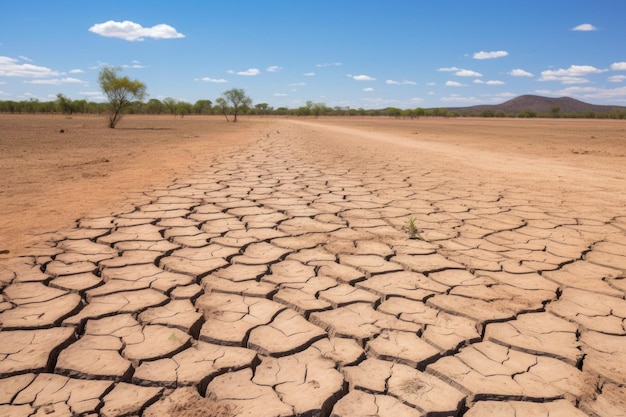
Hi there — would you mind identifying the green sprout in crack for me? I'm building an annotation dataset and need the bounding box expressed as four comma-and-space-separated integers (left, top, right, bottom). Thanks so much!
408, 216, 421, 240
168, 332, 183, 344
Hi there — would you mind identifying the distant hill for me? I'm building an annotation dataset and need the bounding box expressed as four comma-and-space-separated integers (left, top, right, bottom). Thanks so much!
446, 95, 626, 115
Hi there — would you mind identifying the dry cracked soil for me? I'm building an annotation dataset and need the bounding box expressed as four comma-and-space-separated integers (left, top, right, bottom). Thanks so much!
1, 114, 625, 417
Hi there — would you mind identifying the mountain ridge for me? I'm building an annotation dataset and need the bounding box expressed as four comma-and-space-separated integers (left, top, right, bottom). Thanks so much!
444, 94, 626, 114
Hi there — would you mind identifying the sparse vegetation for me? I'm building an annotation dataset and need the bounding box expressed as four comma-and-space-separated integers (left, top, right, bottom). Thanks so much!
407, 216, 420, 240
2, 93, 626, 119
221, 88, 252, 122
98, 66, 147, 128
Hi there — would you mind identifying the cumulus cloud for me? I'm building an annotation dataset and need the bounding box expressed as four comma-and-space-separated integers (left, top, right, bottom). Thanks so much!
439, 67, 482, 77
362, 87, 374, 92
235, 68, 260, 76
316, 62, 342, 67
611, 62, 626, 71
0, 56, 60, 77
572, 23, 597, 31
440, 94, 481, 103
199, 77, 227, 83
386, 79, 416, 85
456, 69, 482, 77
69, 68, 85, 74
18, 55, 33, 62
445, 81, 463, 87
535, 85, 626, 101
267, 66, 282, 72
609, 75, 626, 83
539, 65, 607, 84
473, 50, 509, 59
350, 74, 376, 81
25, 77, 86, 85
123, 61, 147, 69
494, 92, 517, 98
89, 20, 185, 41
509, 68, 534, 77
476, 79, 505, 85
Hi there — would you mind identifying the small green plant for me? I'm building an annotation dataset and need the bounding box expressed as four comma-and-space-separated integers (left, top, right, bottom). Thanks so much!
408, 216, 420, 239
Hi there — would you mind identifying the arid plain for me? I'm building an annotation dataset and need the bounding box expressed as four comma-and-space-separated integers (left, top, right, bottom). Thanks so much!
1, 114, 625, 416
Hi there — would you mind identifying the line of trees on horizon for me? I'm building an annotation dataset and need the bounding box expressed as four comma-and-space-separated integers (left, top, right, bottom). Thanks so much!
2, 96, 626, 120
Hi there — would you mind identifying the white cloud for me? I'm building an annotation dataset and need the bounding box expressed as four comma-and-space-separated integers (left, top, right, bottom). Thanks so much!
509, 68, 534, 77
534, 85, 626, 101
440, 67, 482, 77
274, 93, 288, 96
473, 50, 509, 59
572, 23, 597, 31
445, 81, 463, 87
88, 20, 185, 41
611, 62, 626, 71
362, 87, 374, 92
386, 79, 416, 85
426, 82, 436, 86
440, 94, 481, 103
351, 74, 376, 81
609, 75, 626, 83
25, 77, 86, 85
456, 69, 482, 77
303, 72, 315, 76
19, 55, 33, 62
362, 97, 401, 106
494, 92, 517, 98
539, 65, 607, 84
288, 82, 306, 86
69, 68, 85, 74
199, 77, 228, 83
122, 62, 147, 69
267, 66, 282, 72
480, 80, 505, 85
236, 68, 260, 76
18, 92, 40, 100
0, 56, 60, 77
316, 62, 342, 67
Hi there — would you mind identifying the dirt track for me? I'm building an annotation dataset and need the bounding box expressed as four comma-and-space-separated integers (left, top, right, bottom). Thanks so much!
1, 116, 625, 416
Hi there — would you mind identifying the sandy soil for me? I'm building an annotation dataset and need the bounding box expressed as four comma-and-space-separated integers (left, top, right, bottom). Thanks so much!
0, 114, 262, 256
0, 114, 625, 416
296, 117, 626, 201
2, 114, 624, 255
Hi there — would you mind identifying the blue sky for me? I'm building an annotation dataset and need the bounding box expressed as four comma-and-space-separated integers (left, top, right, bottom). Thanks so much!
1, 0, 625, 109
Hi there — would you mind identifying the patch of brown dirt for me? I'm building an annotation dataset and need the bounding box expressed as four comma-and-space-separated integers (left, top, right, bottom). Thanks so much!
0, 114, 264, 256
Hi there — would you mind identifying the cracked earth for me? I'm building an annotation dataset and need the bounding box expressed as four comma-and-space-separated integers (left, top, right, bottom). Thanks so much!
1, 118, 625, 416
